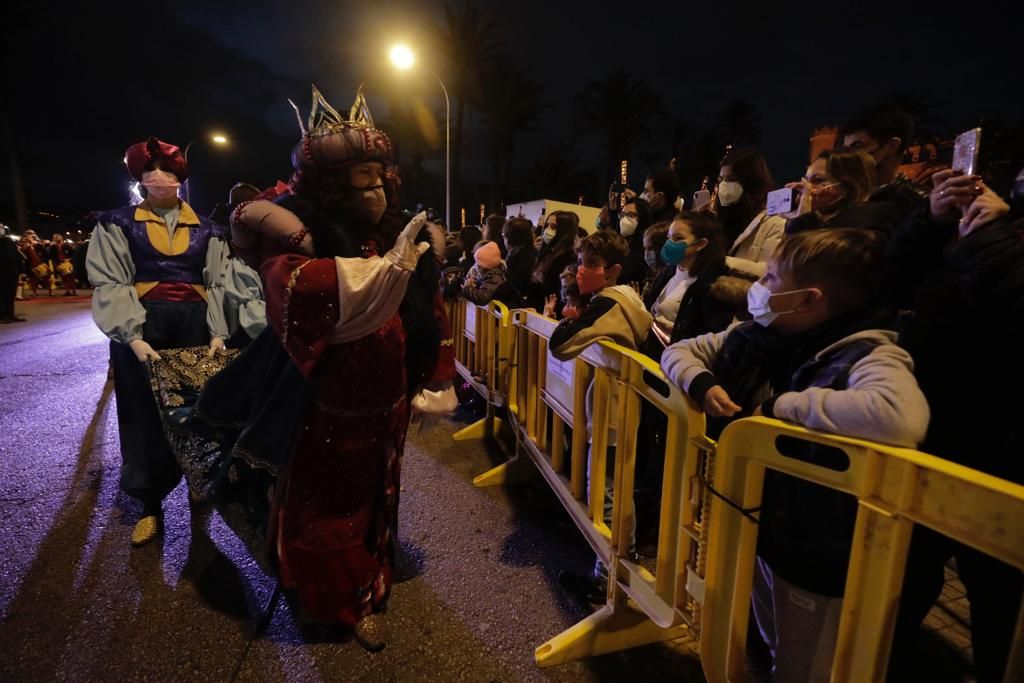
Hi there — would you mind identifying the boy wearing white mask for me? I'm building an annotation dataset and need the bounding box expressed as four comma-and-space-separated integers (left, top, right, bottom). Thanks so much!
86, 137, 262, 546
661, 228, 929, 683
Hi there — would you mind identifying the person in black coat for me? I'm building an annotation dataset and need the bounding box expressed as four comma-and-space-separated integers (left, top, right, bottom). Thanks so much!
616, 197, 652, 288
642, 211, 747, 361
887, 175, 1023, 683
494, 216, 535, 307
0, 226, 26, 322
527, 211, 577, 312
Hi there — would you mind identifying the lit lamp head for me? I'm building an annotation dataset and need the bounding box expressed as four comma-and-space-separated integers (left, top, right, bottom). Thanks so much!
390, 45, 415, 71
211, 134, 228, 145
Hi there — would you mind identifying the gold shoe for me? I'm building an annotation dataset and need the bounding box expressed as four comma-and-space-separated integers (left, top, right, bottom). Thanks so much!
354, 614, 388, 652
130, 515, 162, 546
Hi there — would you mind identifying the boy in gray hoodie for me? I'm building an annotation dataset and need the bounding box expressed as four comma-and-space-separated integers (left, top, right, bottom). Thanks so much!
661, 228, 929, 683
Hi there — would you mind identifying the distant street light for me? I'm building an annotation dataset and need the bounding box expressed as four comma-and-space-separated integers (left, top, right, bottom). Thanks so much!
183, 134, 230, 205
389, 44, 450, 228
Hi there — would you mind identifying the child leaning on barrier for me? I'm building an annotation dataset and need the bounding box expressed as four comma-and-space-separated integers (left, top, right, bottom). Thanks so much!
660, 228, 929, 683
460, 240, 507, 305
548, 231, 654, 604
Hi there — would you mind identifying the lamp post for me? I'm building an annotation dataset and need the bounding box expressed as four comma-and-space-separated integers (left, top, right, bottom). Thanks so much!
182, 134, 229, 205
390, 45, 450, 229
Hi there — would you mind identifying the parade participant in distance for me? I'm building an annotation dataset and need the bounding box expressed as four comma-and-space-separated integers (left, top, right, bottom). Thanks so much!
86, 137, 262, 547
19, 231, 49, 297
49, 233, 77, 296
195, 86, 454, 651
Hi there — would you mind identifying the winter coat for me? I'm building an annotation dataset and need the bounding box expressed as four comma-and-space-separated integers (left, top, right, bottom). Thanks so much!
461, 263, 508, 306
642, 263, 747, 359
662, 318, 929, 595
725, 210, 786, 280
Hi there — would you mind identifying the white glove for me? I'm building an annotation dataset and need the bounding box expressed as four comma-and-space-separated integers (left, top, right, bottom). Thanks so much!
385, 211, 432, 271
411, 384, 458, 415
207, 336, 226, 357
128, 339, 161, 362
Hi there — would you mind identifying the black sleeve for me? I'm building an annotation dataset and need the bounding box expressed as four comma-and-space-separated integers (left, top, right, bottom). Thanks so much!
880, 208, 956, 309
548, 296, 617, 351
948, 218, 1024, 314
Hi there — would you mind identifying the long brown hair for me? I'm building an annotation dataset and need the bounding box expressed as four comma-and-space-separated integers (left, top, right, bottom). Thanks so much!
531, 210, 577, 284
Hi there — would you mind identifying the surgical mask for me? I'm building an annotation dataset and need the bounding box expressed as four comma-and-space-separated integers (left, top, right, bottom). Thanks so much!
639, 192, 651, 203
660, 239, 689, 266
141, 170, 181, 201
644, 249, 658, 270
542, 226, 557, 244
718, 181, 743, 206
747, 281, 807, 327
576, 264, 606, 295
807, 182, 846, 212
619, 216, 638, 237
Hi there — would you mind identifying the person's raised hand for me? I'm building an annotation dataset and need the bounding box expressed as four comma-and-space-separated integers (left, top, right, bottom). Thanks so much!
960, 183, 1010, 237
703, 385, 742, 417
930, 169, 982, 223
543, 294, 558, 318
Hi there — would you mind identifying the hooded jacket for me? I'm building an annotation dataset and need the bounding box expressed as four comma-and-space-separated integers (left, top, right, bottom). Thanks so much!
549, 284, 653, 360
662, 319, 930, 595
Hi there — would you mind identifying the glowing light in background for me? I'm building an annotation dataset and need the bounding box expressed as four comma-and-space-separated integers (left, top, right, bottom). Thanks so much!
389, 45, 415, 70
211, 134, 228, 145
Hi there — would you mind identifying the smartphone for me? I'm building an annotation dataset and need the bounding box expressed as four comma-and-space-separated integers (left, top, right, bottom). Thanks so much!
692, 189, 711, 211
766, 187, 799, 216
952, 127, 982, 176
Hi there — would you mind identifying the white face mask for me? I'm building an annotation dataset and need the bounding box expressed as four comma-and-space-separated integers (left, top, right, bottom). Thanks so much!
718, 180, 743, 206
639, 191, 651, 203
644, 249, 658, 269
141, 170, 181, 201
542, 226, 557, 244
619, 216, 638, 237
747, 281, 807, 327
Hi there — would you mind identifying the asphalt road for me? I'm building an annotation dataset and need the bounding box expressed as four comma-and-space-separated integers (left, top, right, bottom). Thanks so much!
0, 295, 705, 683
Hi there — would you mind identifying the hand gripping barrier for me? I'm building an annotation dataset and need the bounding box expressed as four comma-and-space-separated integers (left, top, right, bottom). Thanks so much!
446, 297, 515, 441
473, 310, 716, 666
701, 417, 1024, 683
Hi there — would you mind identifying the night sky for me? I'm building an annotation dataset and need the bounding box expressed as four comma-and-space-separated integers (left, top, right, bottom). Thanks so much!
2, 0, 1021, 228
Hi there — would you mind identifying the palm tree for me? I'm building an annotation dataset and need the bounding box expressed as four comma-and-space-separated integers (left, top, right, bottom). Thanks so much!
432, 1, 505, 208
882, 91, 947, 146
573, 69, 666, 188
714, 99, 760, 147
478, 57, 545, 207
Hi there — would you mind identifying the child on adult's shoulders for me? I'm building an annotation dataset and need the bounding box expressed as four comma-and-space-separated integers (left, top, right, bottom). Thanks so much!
460, 240, 507, 306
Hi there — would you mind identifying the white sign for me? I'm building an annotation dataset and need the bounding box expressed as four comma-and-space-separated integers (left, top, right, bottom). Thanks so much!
546, 351, 575, 416
465, 304, 478, 342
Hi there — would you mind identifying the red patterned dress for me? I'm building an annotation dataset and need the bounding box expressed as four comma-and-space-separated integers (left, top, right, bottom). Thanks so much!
259, 246, 452, 624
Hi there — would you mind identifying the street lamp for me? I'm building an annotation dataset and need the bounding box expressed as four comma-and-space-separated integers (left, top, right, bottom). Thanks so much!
183, 133, 229, 205
389, 44, 450, 229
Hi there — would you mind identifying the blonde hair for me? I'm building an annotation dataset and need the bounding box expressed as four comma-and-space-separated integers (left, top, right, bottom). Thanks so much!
773, 228, 886, 311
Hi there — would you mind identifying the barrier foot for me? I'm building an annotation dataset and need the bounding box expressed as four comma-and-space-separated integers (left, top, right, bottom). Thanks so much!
453, 415, 504, 442
472, 455, 536, 487
534, 602, 689, 668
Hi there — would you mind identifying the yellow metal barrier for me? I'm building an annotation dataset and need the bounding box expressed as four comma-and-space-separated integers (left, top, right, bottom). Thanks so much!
702, 417, 1024, 683
447, 297, 515, 441
474, 310, 716, 666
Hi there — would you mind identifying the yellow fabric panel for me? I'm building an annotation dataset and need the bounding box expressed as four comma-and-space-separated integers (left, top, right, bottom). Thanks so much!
144, 223, 190, 256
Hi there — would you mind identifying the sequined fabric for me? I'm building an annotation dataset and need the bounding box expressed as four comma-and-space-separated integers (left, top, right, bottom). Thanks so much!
149, 347, 239, 500
275, 308, 409, 626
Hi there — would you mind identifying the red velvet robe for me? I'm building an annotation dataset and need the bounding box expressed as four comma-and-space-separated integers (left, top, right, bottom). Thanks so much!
260, 250, 453, 625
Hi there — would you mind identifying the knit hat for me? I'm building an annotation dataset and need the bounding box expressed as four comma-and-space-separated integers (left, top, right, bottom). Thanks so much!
474, 240, 502, 269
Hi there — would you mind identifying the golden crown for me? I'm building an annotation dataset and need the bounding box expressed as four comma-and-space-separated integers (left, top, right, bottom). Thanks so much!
288, 84, 376, 139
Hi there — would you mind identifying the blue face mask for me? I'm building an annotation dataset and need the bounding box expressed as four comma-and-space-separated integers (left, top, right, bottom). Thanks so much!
660, 239, 689, 266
